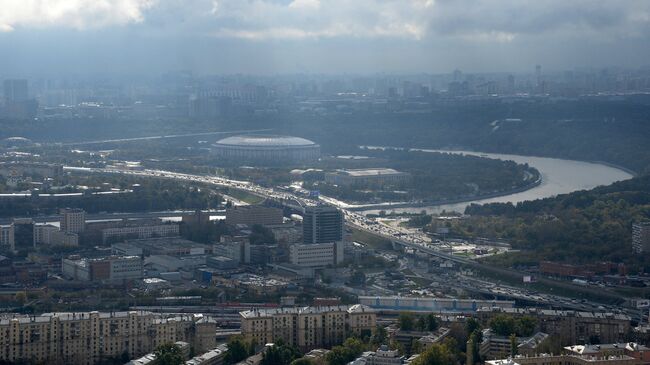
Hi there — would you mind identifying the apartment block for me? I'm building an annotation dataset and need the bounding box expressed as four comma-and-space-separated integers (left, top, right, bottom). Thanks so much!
60, 208, 86, 234
0, 311, 216, 365
476, 307, 631, 344
240, 305, 376, 351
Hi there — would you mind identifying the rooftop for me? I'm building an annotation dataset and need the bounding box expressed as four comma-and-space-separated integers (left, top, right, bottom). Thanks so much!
240, 304, 374, 319
215, 135, 317, 147
333, 168, 407, 177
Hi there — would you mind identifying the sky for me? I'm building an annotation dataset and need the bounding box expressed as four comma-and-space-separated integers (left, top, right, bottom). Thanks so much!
1, 0, 650, 75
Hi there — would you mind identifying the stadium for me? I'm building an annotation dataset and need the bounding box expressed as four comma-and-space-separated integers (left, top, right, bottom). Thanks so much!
211, 135, 320, 165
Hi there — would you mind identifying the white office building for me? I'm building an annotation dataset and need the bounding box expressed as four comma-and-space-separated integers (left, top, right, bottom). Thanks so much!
290, 242, 344, 267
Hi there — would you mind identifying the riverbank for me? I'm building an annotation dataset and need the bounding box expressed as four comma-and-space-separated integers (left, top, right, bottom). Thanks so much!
358, 148, 635, 215
344, 173, 542, 212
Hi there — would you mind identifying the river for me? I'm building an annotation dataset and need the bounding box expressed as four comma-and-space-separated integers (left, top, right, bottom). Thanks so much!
361, 149, 635, 215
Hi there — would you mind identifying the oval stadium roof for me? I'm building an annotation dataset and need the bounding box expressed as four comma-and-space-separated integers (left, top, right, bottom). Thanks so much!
215, 135, 317, 148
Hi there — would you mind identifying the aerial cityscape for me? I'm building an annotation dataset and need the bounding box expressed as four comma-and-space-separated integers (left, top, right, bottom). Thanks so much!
1, 1, 650, 365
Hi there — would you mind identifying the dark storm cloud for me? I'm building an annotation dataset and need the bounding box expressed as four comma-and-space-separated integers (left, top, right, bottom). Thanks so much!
0, 0, 649, 74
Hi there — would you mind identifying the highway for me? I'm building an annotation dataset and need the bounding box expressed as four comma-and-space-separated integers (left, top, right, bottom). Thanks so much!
64, 165, 646, 322
0, 210, 226, 225
57, 129, 274, 146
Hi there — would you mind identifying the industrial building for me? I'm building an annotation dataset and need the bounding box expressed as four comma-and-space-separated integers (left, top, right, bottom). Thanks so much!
211, 135, 320, 165
101, 222, 180, 243
62, 255, 143, 282
325, 168, 411, 187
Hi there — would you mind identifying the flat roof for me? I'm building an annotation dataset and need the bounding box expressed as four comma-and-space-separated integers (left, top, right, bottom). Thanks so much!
240, 304, 374, 319
334, 168, 408, 177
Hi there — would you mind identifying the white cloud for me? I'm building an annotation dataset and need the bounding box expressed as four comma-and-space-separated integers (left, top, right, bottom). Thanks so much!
201, 0, 650, 42
0, 0, 156, 31
207, 0, 434, 40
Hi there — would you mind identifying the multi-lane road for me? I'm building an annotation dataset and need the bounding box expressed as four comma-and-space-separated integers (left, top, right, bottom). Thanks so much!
64, 166, 646, 322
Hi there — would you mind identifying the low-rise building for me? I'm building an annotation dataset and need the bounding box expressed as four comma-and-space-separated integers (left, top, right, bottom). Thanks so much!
225, 205, 284, 227
565, 343, 650, 364
476, 307, 632, 344
214, 236, 251, 264
350, 345, 404, 365
240, 304, 376, 351
126, 341, 191, 365
62, 255, 143, 282
289, 242, 344, 267
325, 168, 411, 187
34, 224, 79, 247
122, 237, 212, 256
102, 223, 180, 244
479, 329, 548, 360
486, 354, 640, 365
185, 344, 228, 365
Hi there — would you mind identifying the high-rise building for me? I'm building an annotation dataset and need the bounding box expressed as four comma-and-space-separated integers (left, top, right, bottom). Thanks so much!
3, 79, 28, 102
60, 208, 86, 233
302, 205, 344, 244
633, 222, 650, 253
0, 224, 14, 251
12, 218, 34, 251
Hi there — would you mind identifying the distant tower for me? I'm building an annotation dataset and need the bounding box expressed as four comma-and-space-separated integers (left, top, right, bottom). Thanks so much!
3, 79, 29, 103
453, 69, 463, 82
507, 74, 515, 93
535, 65, 542, 87
633, 222, 650, 253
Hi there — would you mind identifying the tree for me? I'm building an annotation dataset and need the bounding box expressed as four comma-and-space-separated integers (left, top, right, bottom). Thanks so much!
411, 339, 423, 355
510, 334, 518, 357
465, 318, 481, 337
416, 316, 427, 332
516, 316, 537, 337
261, 342, 301, 365
225, 336, 251, 364
425, 314, 439, 331
371, 325, 387, 345
154, 343, 184, 365
489, 314, 516, 337
325, 338, 366, 365
410, 344, 455, 365
398, 312, 415, 331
